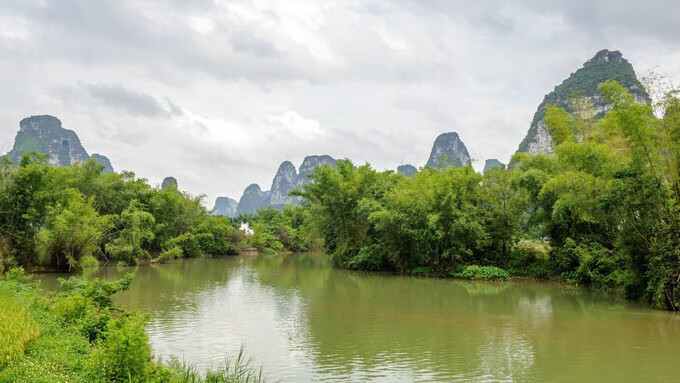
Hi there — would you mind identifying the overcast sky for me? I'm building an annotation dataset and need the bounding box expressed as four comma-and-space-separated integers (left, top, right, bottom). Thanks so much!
1, 0, 679, 205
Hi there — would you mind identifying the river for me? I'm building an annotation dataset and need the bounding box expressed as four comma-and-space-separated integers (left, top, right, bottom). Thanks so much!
37, 253, 680, 382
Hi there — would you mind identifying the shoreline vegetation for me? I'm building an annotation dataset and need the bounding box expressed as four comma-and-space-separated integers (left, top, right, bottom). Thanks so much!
0, 268, 267, 383
292, 81, 680, 312
1, 79, 679, 379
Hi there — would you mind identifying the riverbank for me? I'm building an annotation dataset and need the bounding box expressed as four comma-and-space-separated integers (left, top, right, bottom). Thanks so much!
0, 268, 266, 383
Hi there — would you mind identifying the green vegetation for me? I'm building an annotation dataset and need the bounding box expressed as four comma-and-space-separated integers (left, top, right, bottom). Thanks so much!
455, 265, 510, 281
244, 206, 319, 255
0, 289, 40, 366
299, 80, 680, 310
0, 268, 266, 382
0, 154, 246, 272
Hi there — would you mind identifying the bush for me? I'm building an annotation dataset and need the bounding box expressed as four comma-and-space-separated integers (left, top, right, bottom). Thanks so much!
78, 306, 111, 343
165, 233, 201, 257
346, 244, 389, 271
248, 222, 283, 255
50, 294, 88, 324
86, 313, 151, 382
507, 243, 550, 278
80, 255, 99, 269
409, 266, 430, 277
455, 265, 510, 280
156, 246, 183, 264
193, 216, 244, 255
58, 273, 133, 308
552, 240, 624, 289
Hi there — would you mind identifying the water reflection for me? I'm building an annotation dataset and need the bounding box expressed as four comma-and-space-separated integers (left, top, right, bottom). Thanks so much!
38, 253, 680, 383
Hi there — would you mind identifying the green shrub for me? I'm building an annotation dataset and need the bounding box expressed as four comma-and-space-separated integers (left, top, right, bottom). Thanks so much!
409, 266, 430, 277
157, 246, 183, 264
248, 222, 283, 255
552, 240, 624, 289
80, 255, 99, 269
346, 244, 388, 271
50, 294, 88, 324
507, 244, 550, 278
58, 273, 133, 308
86, 313, 151, 382
192, 216, 244, 255
455, 265, 510, 280
78, 306, 112, 343
165, 233, 201, 257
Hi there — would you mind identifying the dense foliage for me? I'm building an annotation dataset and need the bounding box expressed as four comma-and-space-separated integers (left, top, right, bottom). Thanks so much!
300, 159, 526, 275
243, 206, 319, 255
300, 81, 680, 310
0, 156, 245, 272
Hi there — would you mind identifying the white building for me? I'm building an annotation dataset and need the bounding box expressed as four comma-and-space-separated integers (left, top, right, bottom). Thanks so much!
239, 221, 253, 235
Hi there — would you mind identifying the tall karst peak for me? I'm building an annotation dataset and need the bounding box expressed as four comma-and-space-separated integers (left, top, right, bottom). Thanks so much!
587, 49, 624, 64
236, 183, 270, 216
161, 176, 178, 190
483, 159, 504, 174
298, 155, 336, 179
244, 183, 263, 194
268, 161, 299, 208
517, 49, 650, 155
425, 132, 470, 169
9, 115, 90, 166
237, 155, 337, 214
90, 153, 114, 173
6, 115, 115, 172
397, 164, 418, 177
211, 196, 238, 218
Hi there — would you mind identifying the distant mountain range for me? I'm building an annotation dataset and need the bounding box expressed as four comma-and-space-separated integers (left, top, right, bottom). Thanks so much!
220, 132, 474, 216
3, 49, 649, 217
228, 155, 338, 216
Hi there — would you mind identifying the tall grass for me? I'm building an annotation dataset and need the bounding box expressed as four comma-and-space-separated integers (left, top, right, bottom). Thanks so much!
0, 292, 41, 365
155, 345, 267, 383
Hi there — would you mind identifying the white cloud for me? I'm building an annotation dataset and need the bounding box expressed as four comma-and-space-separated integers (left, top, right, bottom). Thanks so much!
0, 14, 30, 41
266, 111, 323, 141
188, 16, 216, 34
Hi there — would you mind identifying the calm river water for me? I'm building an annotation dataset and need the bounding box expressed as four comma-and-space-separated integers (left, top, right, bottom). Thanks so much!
38, 253, 679, 382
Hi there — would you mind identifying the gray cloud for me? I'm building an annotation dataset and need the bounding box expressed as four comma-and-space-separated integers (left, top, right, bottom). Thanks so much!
82, 84, 168, 117
1, 0, 679, 203
230, 31, 279, 57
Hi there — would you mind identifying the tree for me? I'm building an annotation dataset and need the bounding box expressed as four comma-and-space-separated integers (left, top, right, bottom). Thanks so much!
105, 200, 155, 265
36, 189, 110, 271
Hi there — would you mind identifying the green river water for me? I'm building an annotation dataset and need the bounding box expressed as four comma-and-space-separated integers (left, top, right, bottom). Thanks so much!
38, 253, 679, 382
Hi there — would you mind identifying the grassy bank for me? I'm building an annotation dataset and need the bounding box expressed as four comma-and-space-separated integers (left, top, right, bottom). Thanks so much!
0, 268, 266, 383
